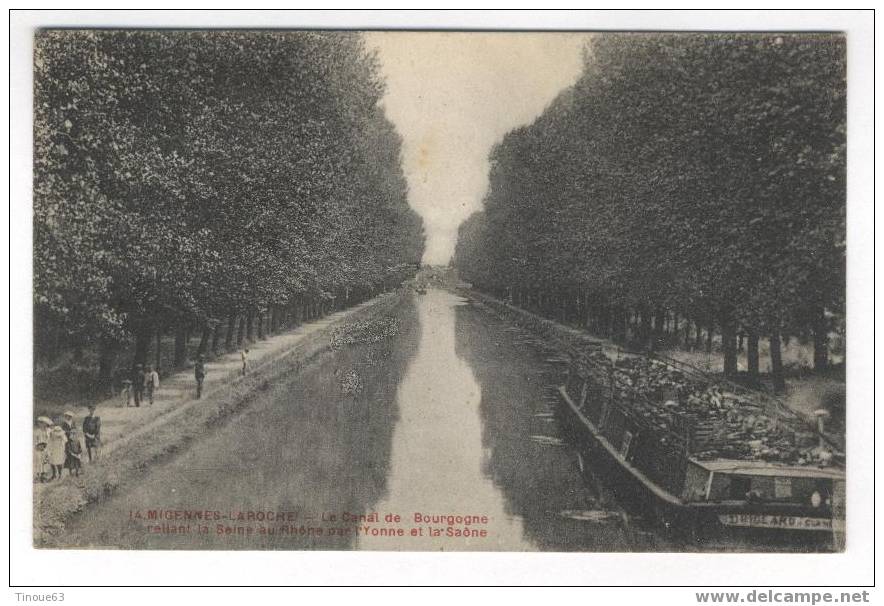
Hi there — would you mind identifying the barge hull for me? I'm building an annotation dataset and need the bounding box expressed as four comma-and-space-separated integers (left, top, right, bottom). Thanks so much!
556, 386, 841, 549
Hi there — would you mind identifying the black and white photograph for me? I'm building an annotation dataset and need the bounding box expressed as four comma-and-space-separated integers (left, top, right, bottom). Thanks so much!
9, 8, 876, 589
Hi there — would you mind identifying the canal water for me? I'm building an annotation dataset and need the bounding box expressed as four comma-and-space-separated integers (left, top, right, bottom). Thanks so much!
62, 289, 674, 551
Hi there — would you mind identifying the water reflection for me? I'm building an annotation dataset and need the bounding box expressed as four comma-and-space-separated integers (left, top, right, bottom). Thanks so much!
454, 298, 658, 552
360, 289, 533, 551
60, 297, 420, 550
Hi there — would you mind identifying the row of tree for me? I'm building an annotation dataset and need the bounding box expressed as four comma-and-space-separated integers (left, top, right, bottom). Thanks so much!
34, 30, 424, 383
454, 33, 845, 391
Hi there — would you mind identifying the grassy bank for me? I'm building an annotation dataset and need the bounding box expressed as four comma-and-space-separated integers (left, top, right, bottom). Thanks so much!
34, 292, 405, 547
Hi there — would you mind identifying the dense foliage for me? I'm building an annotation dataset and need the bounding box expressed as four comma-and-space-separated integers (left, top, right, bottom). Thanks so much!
454, 33, 845, 390
34, 30, 424, 381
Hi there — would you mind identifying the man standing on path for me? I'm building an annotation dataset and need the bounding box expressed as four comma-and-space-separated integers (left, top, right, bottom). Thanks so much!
194, 355, 206, 399
241, 348, 250, 376
131, 364, 145, 407
145, 364, 160, 405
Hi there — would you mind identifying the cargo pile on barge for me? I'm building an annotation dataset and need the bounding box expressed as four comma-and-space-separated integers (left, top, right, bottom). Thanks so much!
585, 352, 839, 466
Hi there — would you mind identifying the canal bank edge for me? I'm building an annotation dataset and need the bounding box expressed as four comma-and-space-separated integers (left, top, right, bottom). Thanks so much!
34, 291, 406, 547
457, 287, 608, 355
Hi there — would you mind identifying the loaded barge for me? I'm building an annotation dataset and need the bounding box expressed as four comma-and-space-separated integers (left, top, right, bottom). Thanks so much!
554, 350, 845, 547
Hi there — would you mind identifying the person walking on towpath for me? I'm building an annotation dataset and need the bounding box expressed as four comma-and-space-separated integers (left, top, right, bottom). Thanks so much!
82, 404, 101, 462
194, 355, 206, 399
131, 364, 146, 407
241, 348, 250, 376
145, 364, 160, 405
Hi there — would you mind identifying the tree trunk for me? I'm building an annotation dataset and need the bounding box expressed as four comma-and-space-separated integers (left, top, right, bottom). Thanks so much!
155, 327, 162, 371
98, 336, 118, 389
770, 328, 786, 393
812, 307, 829, 372
236, 315, 246, 345
747, 330, 760, 380
133, 325, 151, 368
211, 323, 222, 353
721, 313, 738, 378
572, 291, 580, 325
197, 326, 211, 356
173, 326, 187, 367
257, 312, 265, 339
653, 307, 665, 351
705, 321, 713, 353
583, 294, 591, 328
606, 306, 615, 338
641, 310, 653, 350
246, 312, 255, 341
225, 314, 236, 350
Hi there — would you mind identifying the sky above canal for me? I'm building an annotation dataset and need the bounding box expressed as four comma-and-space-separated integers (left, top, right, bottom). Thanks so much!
367, 32, 589, 265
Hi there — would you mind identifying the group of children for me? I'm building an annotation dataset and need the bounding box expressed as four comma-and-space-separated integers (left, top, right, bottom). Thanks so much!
34, 405, 101, 482
35, 349, 253, 482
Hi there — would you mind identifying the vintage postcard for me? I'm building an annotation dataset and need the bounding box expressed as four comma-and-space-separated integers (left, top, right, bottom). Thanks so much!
30, 26, 850, 557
